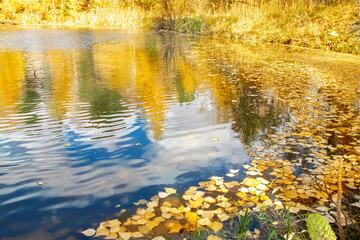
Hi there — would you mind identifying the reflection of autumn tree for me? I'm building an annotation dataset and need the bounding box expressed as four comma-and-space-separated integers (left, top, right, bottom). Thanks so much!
0, 51, 24, 130
231, 85, 284, 146
47, 50, 77, 119
187, 45, 286, 146
93, 43, 137, 98
93, 33, 199, 140
134, 48, 169, 141
174, 60, 196, 105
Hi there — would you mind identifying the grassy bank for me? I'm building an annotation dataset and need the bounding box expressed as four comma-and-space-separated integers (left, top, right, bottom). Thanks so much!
0, 0, 359, 53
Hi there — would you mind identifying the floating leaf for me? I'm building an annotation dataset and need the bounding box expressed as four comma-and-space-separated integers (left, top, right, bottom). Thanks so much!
226, 173, 235, 177
256, 184, 267, 191
210, 222, 223, 233
168, 222, 184, 233
289, 206, 301, 213
108, 219, 121, 228
165, 188, 177, 194
246, 171, 261, 176
132, 232, 144, 238
198, 217, 212, 226
229, 169, 239, 174
204, 196, 216, 203
152, 237, 166, 240
284, 190, 298, 199
95, 227, 110, 237
185, 212, 199, 222
119, 232, 132, 240
162, 212, 172, 219
137, 219, 147, 225
224, 181, 240, 188
218, 213, 230, 222
138, 225, 150, 234
134, 199, 148, 205
243, 165, 251, 169
316, 206, 329, 212
243, 178, 261, 187
81, 229, 96, 237
110, 226, 120, 233
146, 221, 159, 230
207, 234, 224, 240
147, 201, 158, 209
104, 232, 118, 239
158, 192, 170, 198
206, 184, 217, 191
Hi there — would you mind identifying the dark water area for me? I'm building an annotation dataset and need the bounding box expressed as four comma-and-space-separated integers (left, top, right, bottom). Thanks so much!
1, 26, 359, 240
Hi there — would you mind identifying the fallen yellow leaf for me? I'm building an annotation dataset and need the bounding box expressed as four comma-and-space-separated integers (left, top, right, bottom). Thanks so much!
104, 232, 118, 239
131, 232, 144, 238
146, 220, 159, 230
198, 217, 212, 226
119, 232, 132, 240
243, 178, 262, 187
158, 192, 170, 198
168, 222, 184, 233
209, 222, 223, 233
81, 229, 96, 237
95, 227, 110, 237
204, 196, 216, 203
207, 234, 224, 240
165, 188, 177, 194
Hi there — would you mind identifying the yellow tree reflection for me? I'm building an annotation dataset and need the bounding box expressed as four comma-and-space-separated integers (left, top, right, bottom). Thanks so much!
0, 51, 24, 130
47, 50, 78, 120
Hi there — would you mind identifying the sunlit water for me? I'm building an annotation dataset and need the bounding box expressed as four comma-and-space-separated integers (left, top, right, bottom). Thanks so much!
0, 27, 359, 240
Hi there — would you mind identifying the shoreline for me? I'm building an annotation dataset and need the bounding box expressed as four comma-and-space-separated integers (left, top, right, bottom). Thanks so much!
1, 1, 359, 54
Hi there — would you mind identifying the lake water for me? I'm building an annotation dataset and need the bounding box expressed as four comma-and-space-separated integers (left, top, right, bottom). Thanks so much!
0, 27, 360, 240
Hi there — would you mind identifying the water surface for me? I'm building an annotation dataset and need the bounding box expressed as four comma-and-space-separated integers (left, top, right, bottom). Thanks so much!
0, 27, 359, 240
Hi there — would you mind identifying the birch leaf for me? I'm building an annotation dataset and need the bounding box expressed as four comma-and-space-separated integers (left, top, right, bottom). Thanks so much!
81, 229, 96, 237
210, 222, 223, 233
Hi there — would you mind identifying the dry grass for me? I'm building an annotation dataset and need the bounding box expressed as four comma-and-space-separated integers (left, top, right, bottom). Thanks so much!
196, 0, 360, 53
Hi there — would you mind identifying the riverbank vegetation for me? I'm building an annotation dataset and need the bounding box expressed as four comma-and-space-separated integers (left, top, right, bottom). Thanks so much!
0, 0, 359, 53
